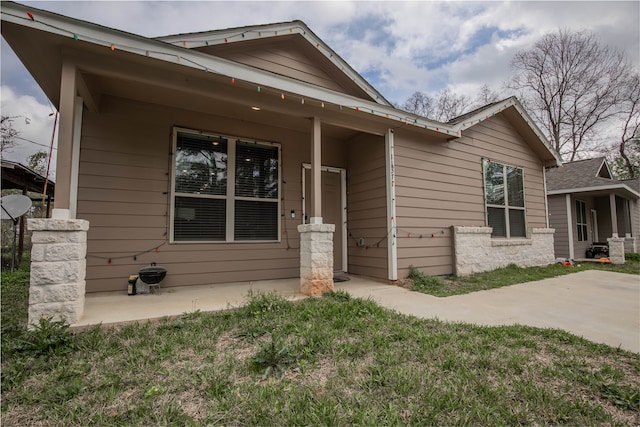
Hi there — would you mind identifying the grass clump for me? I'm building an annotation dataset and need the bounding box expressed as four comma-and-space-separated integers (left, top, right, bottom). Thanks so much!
2, 269, 639, 426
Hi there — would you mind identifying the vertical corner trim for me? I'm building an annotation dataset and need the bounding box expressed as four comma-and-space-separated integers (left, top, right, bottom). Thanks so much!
385, 129, 398, 281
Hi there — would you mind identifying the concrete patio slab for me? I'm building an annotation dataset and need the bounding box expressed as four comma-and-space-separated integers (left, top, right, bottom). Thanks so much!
75, 271, 639, 353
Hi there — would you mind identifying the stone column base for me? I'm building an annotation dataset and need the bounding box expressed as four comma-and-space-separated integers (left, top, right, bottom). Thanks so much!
298, 223, 335, 296
607, 237, 625, 264
27, 218, 89, 326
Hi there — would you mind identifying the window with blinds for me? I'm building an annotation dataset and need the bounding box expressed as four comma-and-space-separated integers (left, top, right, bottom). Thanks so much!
171, 129, 280, 242
483, 159, 526, 238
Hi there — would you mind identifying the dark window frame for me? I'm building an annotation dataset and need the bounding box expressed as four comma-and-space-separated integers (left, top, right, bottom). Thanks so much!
483, 159, 527, 238
170, 127, 281, 243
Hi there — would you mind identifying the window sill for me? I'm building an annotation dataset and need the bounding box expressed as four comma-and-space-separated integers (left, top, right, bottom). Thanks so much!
491, 238, 532, 247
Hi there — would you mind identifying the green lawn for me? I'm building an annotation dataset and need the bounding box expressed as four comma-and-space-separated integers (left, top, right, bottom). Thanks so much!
2, 268, 639, 426
407, 257, 640, 297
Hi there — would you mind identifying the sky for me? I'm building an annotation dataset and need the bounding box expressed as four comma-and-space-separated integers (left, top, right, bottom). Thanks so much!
1, 0, 639, 178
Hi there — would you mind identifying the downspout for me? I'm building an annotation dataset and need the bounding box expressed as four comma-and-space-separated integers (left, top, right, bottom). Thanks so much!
385, 129, 398, 281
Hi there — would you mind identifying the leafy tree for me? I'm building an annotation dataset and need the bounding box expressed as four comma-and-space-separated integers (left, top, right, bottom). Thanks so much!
27, 151, 48, 176
1, 116, 19, 154
509, 29, 632, 161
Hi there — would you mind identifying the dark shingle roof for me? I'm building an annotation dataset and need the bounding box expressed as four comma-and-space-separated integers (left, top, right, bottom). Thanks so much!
546, 157, 639, 198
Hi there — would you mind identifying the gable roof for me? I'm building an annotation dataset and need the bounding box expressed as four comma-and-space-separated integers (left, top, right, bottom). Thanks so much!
546, 157, 640, 198
155, 21, 392, 106
1, 1, 560, 166
448, 97, 562, 166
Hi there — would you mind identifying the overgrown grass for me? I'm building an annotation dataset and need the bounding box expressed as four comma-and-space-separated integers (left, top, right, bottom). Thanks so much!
408, 257, 640, 297
2, 271, 639, 426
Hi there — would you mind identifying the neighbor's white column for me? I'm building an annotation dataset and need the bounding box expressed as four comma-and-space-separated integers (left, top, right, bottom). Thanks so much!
607, 236, 625, 265
298, 223, 334, 296
27, 218, 89, 326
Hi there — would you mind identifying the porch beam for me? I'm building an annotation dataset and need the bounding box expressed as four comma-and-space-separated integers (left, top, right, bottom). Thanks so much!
310, 117, 322, 223
76, 72, 99, 113
610, 193, 618, 237
52, 60, 78, 218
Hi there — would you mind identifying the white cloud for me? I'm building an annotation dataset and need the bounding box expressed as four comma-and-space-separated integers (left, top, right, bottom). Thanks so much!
1, 86, 58, 178
2, 0, 638, 163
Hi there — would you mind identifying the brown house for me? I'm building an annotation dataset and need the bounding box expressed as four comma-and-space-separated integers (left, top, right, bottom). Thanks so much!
2, 2, 562, 324
546, 157, 640, 259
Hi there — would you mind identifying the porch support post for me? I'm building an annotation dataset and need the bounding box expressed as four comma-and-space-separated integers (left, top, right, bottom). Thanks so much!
52, 60, 78, 220
609, 193, 618, 237
565, 194, 575, 259
310, 117, 322, 224
298, 117, 334, 296
27, 218, 89, 326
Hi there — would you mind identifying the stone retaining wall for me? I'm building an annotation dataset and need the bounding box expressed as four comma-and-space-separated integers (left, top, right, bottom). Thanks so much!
453, 226, 555, 276
27, 218, 89, 326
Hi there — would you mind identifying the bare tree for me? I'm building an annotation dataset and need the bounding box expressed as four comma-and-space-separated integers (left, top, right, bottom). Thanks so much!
609, 72, 640, 179
474, 84, 501, 107
509, 29, 631, 161
401, 89, 471, 122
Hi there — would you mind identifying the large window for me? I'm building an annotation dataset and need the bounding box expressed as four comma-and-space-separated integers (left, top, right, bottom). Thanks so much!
483, 159, 526, 238
171, 128, 280, 242
575, 200, 588, 242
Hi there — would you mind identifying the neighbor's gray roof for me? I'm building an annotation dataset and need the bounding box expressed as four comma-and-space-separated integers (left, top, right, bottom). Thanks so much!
546, 157, 640, 198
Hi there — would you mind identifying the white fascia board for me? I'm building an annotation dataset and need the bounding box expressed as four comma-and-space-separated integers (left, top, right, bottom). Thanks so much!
1, 3, 457, 138
157, 21, 393, 108
452, 97, 562, 167
548, 184, 640, 199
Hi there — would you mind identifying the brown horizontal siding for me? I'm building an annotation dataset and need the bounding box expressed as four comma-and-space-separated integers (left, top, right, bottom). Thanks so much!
394, 114, 547, 279
88, 268, 300, 292
78, 96, 321, 293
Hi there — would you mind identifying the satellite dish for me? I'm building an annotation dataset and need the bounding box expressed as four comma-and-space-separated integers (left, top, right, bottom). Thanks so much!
1, 194, 32, 273
1, 194, 32, 220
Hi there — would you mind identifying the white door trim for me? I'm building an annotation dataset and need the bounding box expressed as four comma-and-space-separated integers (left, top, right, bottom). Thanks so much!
302, 164, 348, 272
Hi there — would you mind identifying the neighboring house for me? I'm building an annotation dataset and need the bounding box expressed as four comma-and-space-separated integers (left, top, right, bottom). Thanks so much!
546, 157, 640, 259
2, 2, 561, 324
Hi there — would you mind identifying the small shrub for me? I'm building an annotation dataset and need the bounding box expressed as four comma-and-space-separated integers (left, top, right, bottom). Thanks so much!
19, 317, 75, 357
250, 333, 297, 379
624, 252, 640, 262
242, 291, 292, 317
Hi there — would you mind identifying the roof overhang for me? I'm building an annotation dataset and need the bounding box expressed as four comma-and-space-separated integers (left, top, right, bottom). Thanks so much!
1, 1, 458, 139
548, 183, 640, 199
156, 20, 392, 107
1, 160, 55, 196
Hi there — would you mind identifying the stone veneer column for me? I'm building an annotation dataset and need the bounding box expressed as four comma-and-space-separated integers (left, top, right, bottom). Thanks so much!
27, 218, 89, 326
607, 236, 625, 265
298, 223, 335, 296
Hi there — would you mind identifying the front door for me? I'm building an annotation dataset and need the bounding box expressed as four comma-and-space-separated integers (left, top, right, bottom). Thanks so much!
303, 167, 345, 272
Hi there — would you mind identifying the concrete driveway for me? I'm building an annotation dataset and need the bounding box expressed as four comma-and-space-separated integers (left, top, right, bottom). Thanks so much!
340, 270, 640, 353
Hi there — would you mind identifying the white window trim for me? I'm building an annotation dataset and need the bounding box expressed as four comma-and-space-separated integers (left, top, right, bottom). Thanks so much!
482, 159, 527, 239
169, 127, 281, 244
